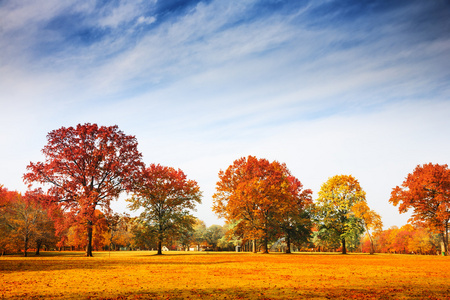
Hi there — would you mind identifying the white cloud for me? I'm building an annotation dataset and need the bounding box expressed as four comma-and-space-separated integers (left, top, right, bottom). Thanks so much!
137, 16, 156, 25
0, 0, 449, 229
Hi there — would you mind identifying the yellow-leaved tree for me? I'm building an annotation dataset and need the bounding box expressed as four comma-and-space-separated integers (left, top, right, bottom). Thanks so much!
352, 201, 383, 254
315, 175, 366, 254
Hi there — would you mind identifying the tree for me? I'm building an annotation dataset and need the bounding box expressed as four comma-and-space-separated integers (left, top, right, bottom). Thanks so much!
24, 123, 143, 257
204, 225, 225, 251
105, 213, 133, 251
390, 163, 450, 256
0, 188, 56, 256
278, 176, 313, 253
315, 175, 366, 254
192, 219, 207, 251
127, 164, 202, 255
352, 201, 383, 254
213, 155, 311, 253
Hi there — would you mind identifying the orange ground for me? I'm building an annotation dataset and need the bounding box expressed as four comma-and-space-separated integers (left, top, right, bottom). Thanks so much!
0, 251, 449, 299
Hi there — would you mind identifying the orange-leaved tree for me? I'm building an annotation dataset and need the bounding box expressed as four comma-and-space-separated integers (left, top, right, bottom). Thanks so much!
351, 201, 382, 254
315, 175, 366, 254
24, 123, 143, 257
0, 187, 56, 256
127, 164, 202, 255
213, 155, 311, 253
389, 163, 450, 255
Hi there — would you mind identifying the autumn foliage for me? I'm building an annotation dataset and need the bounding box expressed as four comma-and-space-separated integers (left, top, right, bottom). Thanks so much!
213, 156, 312, 253
390, 163, 450, 255
0, 187, 56, 256
23, 123, 143, 256
127, 164, 202, 255
315, 175, 367, 254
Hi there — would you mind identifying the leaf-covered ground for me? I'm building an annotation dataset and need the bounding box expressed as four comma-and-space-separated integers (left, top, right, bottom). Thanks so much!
0, 251, 449, 299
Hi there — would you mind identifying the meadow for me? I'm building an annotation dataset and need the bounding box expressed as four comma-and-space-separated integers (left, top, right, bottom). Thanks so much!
0, 251, 449, 299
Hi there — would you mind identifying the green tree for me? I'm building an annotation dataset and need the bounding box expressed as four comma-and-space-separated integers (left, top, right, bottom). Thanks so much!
204, 225, 225, 250
315, 175, 366, 254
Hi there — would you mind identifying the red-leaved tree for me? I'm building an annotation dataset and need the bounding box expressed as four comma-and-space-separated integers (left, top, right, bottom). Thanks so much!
127, 164, 202, 255
390, 163, 450, 255
24, 123, 143, 257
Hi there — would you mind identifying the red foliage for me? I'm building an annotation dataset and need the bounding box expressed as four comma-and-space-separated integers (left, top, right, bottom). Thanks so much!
23, 123, 143, 256
390, 163, 450, 255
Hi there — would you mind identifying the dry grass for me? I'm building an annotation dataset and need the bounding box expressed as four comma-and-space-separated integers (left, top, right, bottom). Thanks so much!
0, 251, 449, 299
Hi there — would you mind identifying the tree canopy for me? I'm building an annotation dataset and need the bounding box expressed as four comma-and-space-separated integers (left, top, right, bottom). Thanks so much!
24, 123, 143, 256
213, 155, 312, 253
127, 163, 202, 255
315, 175, 366, 254
390, 163, 450, 255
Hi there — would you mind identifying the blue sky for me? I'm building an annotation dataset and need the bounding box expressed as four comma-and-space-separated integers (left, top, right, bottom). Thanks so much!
1, 0, 449, 228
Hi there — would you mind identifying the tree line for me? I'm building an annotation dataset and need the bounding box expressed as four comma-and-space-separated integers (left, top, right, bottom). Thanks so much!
1, 123, 448, 256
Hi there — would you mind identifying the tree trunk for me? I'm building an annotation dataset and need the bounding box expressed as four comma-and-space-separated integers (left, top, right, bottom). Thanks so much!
24, 235, 28, 257
285, 235, 291, 254
35, 241, 42, 255
262, 235, 269, 254
368, 234, 375, 255
252, 239, 257, 253
86, 221, 93, 257
157, 239, 162, 255
445, 222, 449, 256
341, 238, 347, 254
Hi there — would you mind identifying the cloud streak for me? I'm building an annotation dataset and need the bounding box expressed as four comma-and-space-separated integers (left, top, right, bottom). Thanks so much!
0, 0, 449, 228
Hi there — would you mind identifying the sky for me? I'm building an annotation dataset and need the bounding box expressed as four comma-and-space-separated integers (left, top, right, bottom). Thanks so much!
1, 0, 449, 229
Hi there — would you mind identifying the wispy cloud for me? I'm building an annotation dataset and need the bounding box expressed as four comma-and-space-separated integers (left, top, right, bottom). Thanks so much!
0, 0, 449, 227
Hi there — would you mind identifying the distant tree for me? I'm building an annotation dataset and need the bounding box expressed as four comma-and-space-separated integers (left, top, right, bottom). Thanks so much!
24, 123, 143, 257
204, 225, 225, 250
278, 176, 313, 253
390, 163, 450, 255
0, 189, 56, 256
105, 213, 133, 251
127, 164, 202, 255
315, 175, 366, 254
213, 156, 310, 253
352, 202, 383, 254
192, 219, 207, 251
130, 218, 157, 250
217, 223, 240, 251
0, 186, 20, 255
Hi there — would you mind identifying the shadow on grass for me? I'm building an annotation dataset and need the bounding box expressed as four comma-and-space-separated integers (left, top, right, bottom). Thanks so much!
6, 284, 447, 300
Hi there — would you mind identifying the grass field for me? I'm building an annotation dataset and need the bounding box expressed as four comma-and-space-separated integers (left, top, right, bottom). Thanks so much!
0, 251, 449, 299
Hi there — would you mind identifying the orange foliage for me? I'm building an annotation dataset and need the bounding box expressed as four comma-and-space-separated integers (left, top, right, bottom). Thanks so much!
213, 156, 311, 253
390, 163, 450, 255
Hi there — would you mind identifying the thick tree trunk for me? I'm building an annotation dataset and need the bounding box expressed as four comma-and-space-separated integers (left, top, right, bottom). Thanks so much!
341, 238, 347, 254
285, 235, 291, 254
262, 235, 269, 254
86, 221, 93, 257
35, 241, 42, 255
252, 239, 257, 253
157, 239, 162, 255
